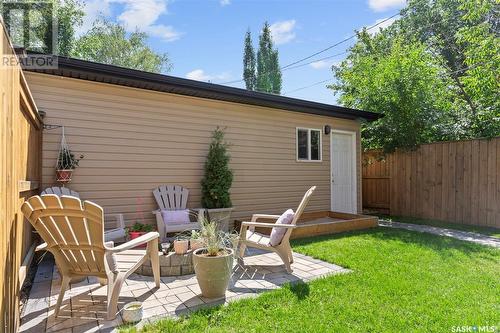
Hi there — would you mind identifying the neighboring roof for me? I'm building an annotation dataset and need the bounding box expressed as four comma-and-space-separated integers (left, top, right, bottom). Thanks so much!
24, 52, 380, 121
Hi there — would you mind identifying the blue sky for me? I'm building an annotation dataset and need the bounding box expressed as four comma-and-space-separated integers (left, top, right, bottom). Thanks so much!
79, 0, 405, 104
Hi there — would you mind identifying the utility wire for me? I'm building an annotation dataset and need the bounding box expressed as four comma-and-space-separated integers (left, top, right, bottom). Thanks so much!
282, 13, 401, 70
283, 79, 332, 95
220, 12, 401, 86
282, 58, 498, 97
225, 10, 482, 97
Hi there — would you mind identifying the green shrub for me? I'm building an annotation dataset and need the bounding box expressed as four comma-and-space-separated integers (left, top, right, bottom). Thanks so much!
201, 127, 233, 209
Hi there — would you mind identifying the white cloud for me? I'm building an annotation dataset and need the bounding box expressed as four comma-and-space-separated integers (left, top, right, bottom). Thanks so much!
368, 0, 406, 12
77, 0, 181, 42
76, 0, 112, 36
365, 16, 398, 35
185, 69, 230, 82
269, 20, 296, 45
220, 0, 231, 6
117, 0, 182, 41
309, 60, 337, 70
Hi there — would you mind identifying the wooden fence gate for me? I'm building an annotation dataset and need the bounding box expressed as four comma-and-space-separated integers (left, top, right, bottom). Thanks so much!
362, 138, 500, 228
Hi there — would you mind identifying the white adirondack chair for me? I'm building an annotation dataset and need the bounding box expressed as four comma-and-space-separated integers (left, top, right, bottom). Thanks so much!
239, 186, 316, 273
42, 187, 127, 242
152, 185, 204, 241
21, 194, 160, 320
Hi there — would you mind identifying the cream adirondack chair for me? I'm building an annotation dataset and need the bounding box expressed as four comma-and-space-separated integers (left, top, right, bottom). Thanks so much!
42, 187, 126, 242
239, 186, 316, 273
153, 185, 204, 240
21, 194, 160, 320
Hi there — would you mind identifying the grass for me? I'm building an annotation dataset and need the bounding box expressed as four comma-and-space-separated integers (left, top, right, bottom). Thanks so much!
121, 228, 500, 332
377, 214, 500, 238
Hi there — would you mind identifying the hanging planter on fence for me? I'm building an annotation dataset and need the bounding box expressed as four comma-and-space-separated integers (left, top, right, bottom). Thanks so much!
55, 127, 83, 184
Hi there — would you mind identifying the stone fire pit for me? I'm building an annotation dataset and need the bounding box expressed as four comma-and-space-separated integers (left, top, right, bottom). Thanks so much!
137, 251, 194, 276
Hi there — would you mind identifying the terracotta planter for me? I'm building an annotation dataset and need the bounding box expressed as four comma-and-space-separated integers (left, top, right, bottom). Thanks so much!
174, 240, 189, 254
205, 207, 234, 232
190, 239, 204, 251
55, 169, 73, 183
129, 231, 147, 248
192, 247, 234, 298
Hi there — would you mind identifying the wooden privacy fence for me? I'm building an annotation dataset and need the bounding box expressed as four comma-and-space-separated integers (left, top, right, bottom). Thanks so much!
0, 22, 42, 332
362, 137, 500, 228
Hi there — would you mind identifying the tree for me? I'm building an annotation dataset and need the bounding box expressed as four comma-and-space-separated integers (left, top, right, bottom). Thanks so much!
331, 34, 455, 153
73, 19, 172, 73
243, 30, 257, 90
55, 0, 84, 56
330, 0, 499, 152
2, 0, 84, 56
456, 0, 500, 138
256, 22, 282, 94
201, 128, 233, 209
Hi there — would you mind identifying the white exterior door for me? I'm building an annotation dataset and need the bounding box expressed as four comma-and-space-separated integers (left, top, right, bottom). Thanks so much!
331, 131, 357, 213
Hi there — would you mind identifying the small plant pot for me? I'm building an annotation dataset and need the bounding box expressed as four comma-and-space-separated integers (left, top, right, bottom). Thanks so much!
205, 207, 234, 232
192, 247, 234, 298
174, 240, 189, 254
55, 169, 73, 183
122, 302, 143, 323
129, 231, 147, 248
190, 239, 204, 251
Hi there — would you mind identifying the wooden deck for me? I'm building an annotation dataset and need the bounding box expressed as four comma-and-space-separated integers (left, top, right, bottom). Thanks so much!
234, 211, 378, 239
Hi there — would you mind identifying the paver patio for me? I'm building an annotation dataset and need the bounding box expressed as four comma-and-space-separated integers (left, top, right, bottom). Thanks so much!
379, 220, 500, 248
19, 248, 348, 333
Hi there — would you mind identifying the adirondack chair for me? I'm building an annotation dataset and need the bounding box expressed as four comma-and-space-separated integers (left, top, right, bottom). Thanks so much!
21, 194, 160, 320
239, 186, 316, 273
152, 185, 204, 240
41, 187, 126, 242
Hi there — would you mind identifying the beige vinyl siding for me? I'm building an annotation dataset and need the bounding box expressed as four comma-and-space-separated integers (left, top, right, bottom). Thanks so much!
26, 72, 362, 226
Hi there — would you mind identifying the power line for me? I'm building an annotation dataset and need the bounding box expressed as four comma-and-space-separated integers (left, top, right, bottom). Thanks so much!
283, 51, 348, 71
224, 9, 481, 97
282, 13, 401, 70
283, 79, 332, 95
282, 58, 498, 97
220, 12, 401, 86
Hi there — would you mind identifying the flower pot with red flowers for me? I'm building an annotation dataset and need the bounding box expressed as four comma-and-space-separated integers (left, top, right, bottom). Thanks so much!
127, 222, 155, 248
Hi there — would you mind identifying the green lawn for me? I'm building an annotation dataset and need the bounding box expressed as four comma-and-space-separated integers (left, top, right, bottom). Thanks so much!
377, 215, 500, 238
122, 228, 500, 332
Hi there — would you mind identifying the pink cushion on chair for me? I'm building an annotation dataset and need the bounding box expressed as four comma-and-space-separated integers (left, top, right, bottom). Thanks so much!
161, 209, 190, 224
269, 209, 295, 246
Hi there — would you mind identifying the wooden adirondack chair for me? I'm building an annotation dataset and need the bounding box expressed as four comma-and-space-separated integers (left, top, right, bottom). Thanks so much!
152, 185, 204, 240
21, 194, 160, 320
239, 186, 316, 273
41, 187, 126, 242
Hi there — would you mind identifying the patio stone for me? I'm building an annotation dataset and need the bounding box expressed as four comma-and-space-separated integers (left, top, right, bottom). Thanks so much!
21, 247, 349, 332
379, 220, 500, 248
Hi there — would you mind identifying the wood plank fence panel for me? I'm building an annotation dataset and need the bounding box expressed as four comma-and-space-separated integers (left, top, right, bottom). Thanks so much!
362, 138, 500, 228
0, 21, 42, 333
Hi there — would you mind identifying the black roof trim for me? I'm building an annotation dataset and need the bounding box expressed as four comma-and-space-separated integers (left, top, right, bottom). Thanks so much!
25, 53, 381, 121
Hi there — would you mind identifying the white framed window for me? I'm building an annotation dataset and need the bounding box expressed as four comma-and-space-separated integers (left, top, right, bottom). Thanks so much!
296, 127, 322, 162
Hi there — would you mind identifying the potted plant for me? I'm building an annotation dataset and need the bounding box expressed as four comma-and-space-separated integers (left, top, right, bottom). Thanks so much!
201, 127, 234, 232
127, 222, 155, 248
192, 218, 237, 298
56, 147, 84, 183
189, 230, 204, 250
173, 238, 189, 254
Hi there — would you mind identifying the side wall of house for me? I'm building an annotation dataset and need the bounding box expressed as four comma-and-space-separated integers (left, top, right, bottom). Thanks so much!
26, 72, 362, 226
